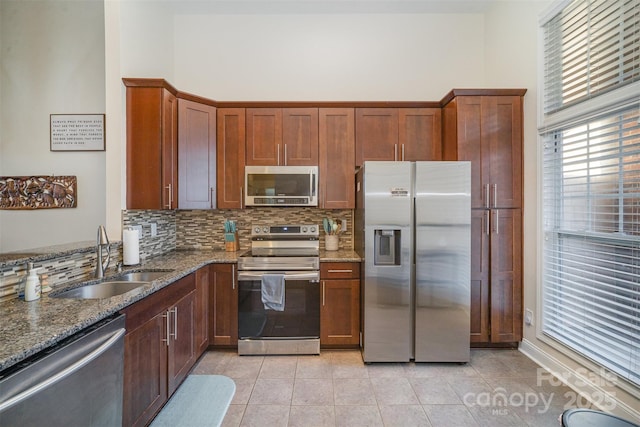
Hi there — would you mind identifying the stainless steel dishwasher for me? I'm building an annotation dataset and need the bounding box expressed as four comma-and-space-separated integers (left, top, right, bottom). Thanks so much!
0, 314, 125, 426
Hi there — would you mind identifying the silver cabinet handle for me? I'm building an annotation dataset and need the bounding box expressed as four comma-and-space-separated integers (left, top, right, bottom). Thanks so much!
277, 144, 280, 165
240, 186, 243, 209
163, 311, 170, 346
165, 184, 173, 208
401, 144, 405, 161
485, 210, 490, 235
493, 210, 499, 234
327, 269, 352, 273
210, 187, 215, 208
493, 184, 498, 208
394, 144, 398, 161
322, 281, 325, 306
0, 328, 126, 413
484, 184, 490, 209
284, 144, 287, 166
232, 266, 235, 290
172, 307, 178, 341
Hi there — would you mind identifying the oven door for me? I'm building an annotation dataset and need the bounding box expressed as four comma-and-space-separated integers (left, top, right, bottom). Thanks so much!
237, 271, 320, 341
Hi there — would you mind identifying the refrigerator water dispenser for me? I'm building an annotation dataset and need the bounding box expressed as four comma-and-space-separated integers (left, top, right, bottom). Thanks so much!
374, 229, 400, 265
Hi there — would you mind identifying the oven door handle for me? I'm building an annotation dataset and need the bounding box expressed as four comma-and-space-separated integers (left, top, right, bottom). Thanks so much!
237, 271, 320, 282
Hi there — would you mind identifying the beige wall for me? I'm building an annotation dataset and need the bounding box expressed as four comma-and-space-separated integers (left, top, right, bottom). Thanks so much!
0, 0, 106, 252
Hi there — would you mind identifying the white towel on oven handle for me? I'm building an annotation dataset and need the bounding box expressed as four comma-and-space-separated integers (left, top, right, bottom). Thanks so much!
261, 274, 285, 311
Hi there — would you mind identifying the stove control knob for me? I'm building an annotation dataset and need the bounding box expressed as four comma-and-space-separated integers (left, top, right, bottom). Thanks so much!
302, 226, 307, 233
310, 226, 316, 233
263, 227, 269, 233
254, 227, 261, 234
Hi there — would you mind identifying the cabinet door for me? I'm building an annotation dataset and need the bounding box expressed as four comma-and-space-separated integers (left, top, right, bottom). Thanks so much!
122, 313, 167, 427
470, 209, 490, 343
210, 263, 238, 346
217, 108, 246, 208
195, 266, 210, 356
319, 108, 355, 209
282, 108, 319, 166
399, 108, 441, 161
490, 208, 522, 343
484, 96, 523, 208
126, 87, 177, 209
455, 97, 486, 208
321, 279, 360, 346
246, 108, 282, 165
178, 99, 217, 209
167, 290, 195, 395
355, 108, 399, 166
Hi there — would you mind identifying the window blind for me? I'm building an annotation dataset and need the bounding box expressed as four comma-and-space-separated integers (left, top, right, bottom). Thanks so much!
543, 0, 640, 114
542, 107, 640, 386
541, 0, 640, 389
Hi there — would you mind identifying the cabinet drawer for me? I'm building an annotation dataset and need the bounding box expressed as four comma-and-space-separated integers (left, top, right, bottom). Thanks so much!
320, 263, 360, 279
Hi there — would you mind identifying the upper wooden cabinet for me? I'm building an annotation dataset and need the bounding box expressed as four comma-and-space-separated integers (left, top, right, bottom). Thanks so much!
319, 108, 355, 209
399, 108, 441, 161
125, 84, 178, 209
178, 99, 217, 209
443, 95, 524, 209
356, 108, 399, 166
356, 108, 441, 166
246, 108, 318, 166
216, 108, 246, 209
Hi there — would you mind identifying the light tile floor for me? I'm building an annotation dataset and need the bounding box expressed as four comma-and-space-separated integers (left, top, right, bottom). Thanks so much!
191, 348, 588, 427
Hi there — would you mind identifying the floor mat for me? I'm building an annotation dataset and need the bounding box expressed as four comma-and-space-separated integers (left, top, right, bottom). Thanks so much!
150, 375, 236, 427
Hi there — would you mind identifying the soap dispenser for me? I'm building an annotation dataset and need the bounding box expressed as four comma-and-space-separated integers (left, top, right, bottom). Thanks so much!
24, 262, 41, 302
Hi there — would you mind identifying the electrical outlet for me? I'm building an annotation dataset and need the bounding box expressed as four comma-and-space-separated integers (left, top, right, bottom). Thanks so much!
131, 225, 142, 239
525, 309, 534, 326
150, 222, 158, 237
341, 219, 347, 233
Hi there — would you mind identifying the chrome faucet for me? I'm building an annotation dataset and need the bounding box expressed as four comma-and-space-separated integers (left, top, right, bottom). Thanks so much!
95, 225, 111, 278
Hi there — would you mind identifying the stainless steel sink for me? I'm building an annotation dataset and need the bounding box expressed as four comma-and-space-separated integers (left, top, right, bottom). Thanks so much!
51, 281, 147, 299
116, 271, 172, 282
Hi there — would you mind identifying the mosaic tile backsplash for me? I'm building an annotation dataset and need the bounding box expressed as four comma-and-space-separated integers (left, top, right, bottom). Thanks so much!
0, 207, 353, 300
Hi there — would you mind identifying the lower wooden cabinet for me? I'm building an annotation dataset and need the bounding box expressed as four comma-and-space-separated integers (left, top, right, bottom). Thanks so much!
320, 262, 360, 347
470, 208, 522, 344
121, 273, 196, 427
209, 263, 238, 346
194, 266, 210, 355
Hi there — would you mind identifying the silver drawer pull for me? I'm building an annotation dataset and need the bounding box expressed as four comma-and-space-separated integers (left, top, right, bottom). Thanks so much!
327, 269, 352, 273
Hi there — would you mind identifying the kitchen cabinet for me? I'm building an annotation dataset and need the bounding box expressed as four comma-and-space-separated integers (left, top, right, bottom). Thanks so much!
124, 81, 178, 209
319, 108, 355, 209
178, 99, 217, 209
246, 108, 319, 166
320, 262, 360, 347
356, 108, 399, 166
195, 266, 210, 355
356, 108, 442, 166
216, 108, 246, 208
470, 209, 522, 343
442, 91, 525, 345
121, 274, 196, 427
398, 108, 441, 161
443, 95, 523, 209
209, 263, 238, 347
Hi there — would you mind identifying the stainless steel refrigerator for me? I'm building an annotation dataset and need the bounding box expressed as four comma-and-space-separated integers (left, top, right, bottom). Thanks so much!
355, 161, 471, 362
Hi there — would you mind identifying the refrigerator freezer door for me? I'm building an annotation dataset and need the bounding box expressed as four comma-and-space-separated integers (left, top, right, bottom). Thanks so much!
414, 161, 471, 362
362, 161, 413, 362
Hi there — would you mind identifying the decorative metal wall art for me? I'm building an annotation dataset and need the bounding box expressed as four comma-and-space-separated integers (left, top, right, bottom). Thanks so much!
0, 176, 77, 209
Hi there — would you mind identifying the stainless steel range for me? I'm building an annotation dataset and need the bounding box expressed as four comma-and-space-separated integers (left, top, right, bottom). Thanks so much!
237, 224, 320, 355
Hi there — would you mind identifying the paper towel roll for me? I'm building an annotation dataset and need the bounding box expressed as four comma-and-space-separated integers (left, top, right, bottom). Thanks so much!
123, 228, 140, 265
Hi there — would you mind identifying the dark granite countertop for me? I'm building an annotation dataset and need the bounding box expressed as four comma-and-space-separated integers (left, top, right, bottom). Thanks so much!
0, 248, 360, 372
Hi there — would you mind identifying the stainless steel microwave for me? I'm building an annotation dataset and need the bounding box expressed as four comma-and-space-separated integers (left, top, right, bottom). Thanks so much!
245, 165, 318, 206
